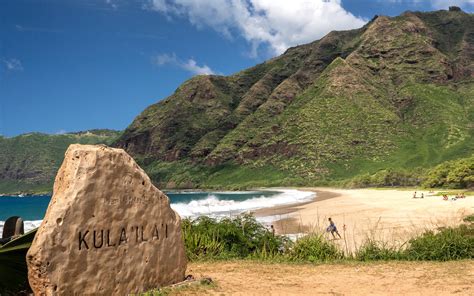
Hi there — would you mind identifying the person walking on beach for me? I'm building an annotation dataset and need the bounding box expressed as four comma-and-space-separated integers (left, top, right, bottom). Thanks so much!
327, 218, 341, 239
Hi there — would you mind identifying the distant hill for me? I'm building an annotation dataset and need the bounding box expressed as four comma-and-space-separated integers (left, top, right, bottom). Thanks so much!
0, 130, 121, 194
114, 9, 474, 189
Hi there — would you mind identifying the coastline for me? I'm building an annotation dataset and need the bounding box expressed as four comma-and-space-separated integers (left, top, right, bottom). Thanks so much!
253, 189, 340, 233
3, 187, 473, 244
264, 187, 474, 252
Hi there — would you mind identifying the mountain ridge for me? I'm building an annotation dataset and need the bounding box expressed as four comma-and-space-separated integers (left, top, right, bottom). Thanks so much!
0, 9, 472, 194
114, 9, 473, 189
0, 130, 121, 194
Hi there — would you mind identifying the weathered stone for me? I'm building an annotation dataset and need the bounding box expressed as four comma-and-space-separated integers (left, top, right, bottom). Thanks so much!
26, 144, 187, 295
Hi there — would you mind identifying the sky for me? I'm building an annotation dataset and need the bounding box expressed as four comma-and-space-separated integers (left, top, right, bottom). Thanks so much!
1, 0, 473, 137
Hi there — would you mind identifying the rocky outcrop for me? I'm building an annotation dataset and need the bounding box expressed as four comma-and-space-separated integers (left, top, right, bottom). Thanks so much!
26, 144, 187, 295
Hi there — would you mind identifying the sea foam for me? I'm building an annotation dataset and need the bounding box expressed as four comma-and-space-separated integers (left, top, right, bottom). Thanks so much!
171, 189, 315, 218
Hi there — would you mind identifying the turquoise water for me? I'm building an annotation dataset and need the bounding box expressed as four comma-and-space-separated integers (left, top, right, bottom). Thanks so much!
0, 189, 315, 235
0, 191, 279, 221
0, 195, 52, 221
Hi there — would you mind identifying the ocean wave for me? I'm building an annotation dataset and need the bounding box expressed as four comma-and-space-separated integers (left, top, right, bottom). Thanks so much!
170, 189, 315, 218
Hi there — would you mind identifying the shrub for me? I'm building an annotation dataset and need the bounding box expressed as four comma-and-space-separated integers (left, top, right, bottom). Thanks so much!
405, 225, 474, 261
287, 234, 343, 262
355, 239, 403, 261
346, 168, 423, 188
423, 155, 474, 188
182, 214, 287, 260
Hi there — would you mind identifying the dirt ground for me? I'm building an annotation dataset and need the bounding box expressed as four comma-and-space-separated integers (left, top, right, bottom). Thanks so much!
170, 260, 474, 295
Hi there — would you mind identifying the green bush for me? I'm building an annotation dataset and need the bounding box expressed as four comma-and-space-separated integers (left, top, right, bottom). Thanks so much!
346, 168, 423, 188
182, 214, 287, 260
287, 234, 343, 262
423, 155, 474, 188
405, 225, 474, 261
355, 239, 403, 261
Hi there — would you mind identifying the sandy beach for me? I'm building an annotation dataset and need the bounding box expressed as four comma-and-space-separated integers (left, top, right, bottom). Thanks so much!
256, 188, 474, 252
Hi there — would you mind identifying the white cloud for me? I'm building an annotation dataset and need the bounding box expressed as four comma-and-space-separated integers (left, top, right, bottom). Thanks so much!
145, 0, 367, 57
2, 58, 23, 71
152, 53, 215, 75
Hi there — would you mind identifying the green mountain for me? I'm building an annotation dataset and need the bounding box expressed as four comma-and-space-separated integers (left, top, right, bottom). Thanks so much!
0, 130, 120, 194
115, 9, 474, 189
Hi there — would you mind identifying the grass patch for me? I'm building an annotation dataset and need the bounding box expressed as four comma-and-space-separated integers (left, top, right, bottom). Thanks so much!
355, 239, 404, 261
138, 278, 216, 296
182, 214, 287, 260
287, 234, 344, 262
405, 225, 474, 261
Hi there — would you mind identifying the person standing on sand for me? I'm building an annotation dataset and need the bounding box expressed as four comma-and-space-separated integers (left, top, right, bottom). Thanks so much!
327, 218, 342, 239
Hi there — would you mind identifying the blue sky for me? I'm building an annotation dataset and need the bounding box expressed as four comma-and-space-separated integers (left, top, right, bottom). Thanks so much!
1, 0, 473, 137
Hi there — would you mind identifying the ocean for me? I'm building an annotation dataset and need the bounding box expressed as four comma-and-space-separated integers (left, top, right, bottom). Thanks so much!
0, 189, 315, 237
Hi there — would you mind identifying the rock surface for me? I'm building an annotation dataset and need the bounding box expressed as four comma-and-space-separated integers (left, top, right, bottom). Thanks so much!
26, 144, 187, 295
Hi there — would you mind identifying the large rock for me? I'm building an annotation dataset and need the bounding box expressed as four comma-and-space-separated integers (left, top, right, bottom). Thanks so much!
26, 144, 187, 295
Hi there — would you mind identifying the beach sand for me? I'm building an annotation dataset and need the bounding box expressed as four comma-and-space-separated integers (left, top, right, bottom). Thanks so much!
255, 188, 474, 252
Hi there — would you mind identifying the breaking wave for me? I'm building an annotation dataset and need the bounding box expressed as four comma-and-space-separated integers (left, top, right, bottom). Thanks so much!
170, 189, 315, 218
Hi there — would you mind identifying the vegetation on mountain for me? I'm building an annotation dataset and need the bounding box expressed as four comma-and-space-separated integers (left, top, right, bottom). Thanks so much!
115, 9, 474, 190
1, 10, 473, 193
0, 130, 120, 194
422, 154, 474, 188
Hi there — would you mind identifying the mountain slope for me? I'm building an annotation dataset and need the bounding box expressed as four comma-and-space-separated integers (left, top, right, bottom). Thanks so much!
115, 9, 474, 189
0, 130, 120, 194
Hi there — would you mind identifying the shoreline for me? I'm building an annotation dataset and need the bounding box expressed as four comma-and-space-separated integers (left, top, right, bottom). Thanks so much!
264, 187, 474, 252
253, 188, 341, 233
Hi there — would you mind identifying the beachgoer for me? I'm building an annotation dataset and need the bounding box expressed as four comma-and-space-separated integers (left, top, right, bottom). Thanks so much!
421, 193, 424, 199
413, 191, 417, 199
443, 195, 448, 201
326, 218, 342, 239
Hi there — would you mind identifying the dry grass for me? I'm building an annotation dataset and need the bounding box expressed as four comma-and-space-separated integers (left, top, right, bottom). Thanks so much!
168, 260, 474, 295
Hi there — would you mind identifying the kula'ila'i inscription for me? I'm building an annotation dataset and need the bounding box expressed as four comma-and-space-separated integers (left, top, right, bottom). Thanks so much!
78, 223, 169, 250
